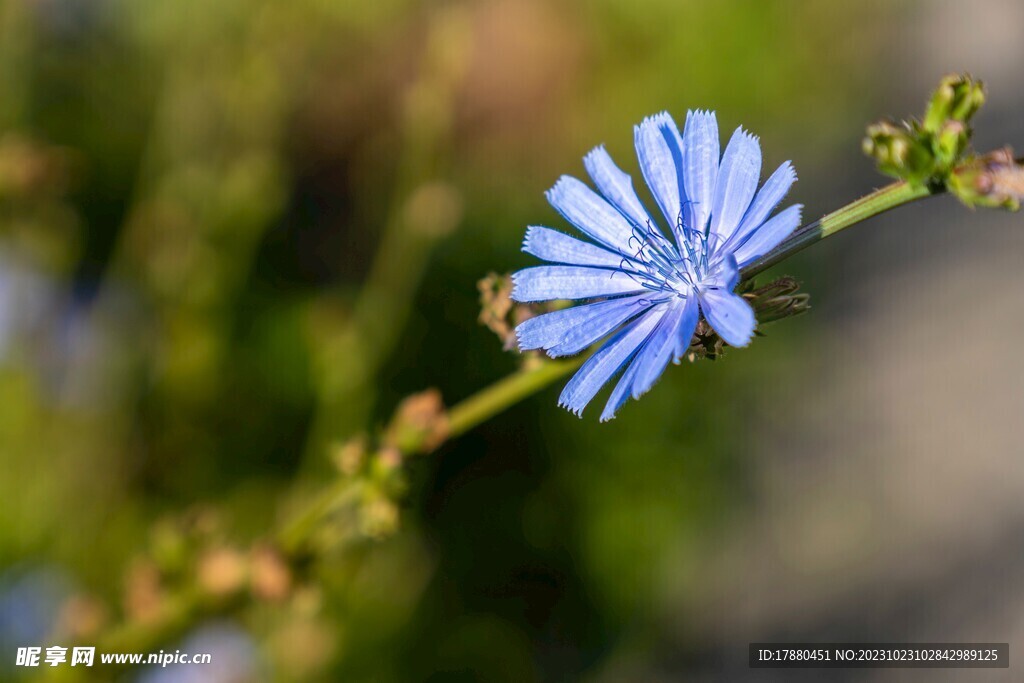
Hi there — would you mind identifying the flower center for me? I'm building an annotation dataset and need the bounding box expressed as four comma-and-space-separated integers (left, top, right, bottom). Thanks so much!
624, 220, 715, 298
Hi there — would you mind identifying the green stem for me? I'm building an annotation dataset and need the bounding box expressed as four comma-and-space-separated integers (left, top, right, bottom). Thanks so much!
741, 180, 938, 278
446, 357, 584, 439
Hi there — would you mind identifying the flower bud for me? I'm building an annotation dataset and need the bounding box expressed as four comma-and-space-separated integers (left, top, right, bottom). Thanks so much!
863, 121, 932, 183
923, 73, 985, 133
865, 75, 988, 186
743, 276, 811, 325
934, 120, 969, 169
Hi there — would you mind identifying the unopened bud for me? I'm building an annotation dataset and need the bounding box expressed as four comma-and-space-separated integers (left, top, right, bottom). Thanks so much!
743, 276, 811, 325
924, 73, 985, 133
934, 120, 969, 168
866, 75, 988, 186
863, 121, 932, 182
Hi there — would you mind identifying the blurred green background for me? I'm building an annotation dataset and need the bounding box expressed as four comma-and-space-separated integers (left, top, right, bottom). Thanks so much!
1, 0, 1022, 681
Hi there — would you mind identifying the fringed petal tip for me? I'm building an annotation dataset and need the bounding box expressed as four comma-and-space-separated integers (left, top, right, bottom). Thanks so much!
733, 125, 759, 145
520, 227, 535, 252
686, 108, 718, 124
583, 143, 607, 164
557, 397, 585, 419
512, 322, 527, 350
543, 175, 571, 202
633, 112, 682, 150
636, 110, 675, 130
509, 270, 522, 302
781, 160, 797, 183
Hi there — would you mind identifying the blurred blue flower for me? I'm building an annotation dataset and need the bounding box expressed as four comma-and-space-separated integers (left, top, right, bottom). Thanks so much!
513, 111, 801, 420
0, 565, 71, 679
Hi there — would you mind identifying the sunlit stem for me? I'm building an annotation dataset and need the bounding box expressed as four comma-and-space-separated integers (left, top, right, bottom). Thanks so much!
740, 180, 938, 279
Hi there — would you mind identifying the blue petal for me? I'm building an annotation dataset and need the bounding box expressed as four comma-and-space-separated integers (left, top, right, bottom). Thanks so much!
705, 252, 740, 291
732, 204, 802, 268
546, 176, 635, 255
511, 265, 646, 302
523, 226, 626, 269
599, 352, 642, 422
601, 298, 699, 421
583, 145, 656, 232
721, 160, 797, 254
634, 112, 686, 235
629, 299, 691, 399
698, 289, 756, 348
672, 292, 701, 359
558, 307, 665, 416
515, 293, 652, 357
598, 295, 694, 421
709, 127, 761, 244
682, 110, 720, 233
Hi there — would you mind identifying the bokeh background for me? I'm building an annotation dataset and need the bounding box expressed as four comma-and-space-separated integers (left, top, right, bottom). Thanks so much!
0, 0, 1022, 680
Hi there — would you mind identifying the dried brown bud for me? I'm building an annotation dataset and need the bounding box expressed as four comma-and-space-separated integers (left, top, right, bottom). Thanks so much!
948, 147, 1024, 210
477, 272, 519, 350
250, 545, 292, 602
384, 388, 450, 453
330, 436, 368, 476
197, 547, 247, 597
124, 559, 165, 624
56, 595, 109, 640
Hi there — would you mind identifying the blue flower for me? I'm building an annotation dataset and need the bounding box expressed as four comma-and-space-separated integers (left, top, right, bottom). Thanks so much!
512, 111, 802, 420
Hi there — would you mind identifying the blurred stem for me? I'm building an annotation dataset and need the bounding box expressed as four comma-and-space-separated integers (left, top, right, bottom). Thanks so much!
0, 0, 33, 129
741, 180, 937, 278
278, 478, 361, 557
280, 356, 582, 558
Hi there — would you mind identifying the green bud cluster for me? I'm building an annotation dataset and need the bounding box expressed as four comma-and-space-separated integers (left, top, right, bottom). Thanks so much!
862, 74, 985, 188
862, 74, 1024, 211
